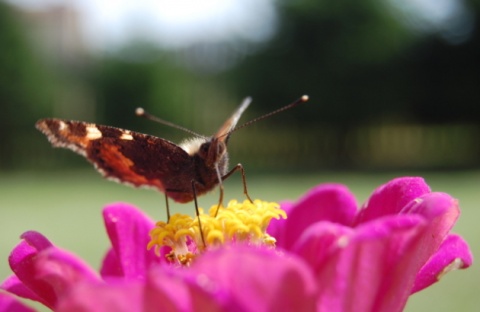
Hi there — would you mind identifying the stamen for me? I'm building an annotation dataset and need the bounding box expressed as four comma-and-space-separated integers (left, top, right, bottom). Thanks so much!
148, 199, 286, 265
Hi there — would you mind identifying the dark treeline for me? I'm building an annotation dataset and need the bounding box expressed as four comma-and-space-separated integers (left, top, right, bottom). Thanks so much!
1, 1, 479, 171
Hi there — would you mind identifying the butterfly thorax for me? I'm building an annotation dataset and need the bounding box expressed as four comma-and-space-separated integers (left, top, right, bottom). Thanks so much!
194, 138, 229, 183
171, 136, 228, 200
199, 139, 227, 166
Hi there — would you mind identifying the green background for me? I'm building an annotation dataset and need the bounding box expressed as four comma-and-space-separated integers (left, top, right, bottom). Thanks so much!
1, 171, 477, 311
1, 0, 479, 310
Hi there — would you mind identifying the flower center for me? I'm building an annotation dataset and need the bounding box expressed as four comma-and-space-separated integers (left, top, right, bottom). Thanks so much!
148, 199, 286, 266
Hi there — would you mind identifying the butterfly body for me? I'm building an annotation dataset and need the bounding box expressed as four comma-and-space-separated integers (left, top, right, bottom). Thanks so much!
36, 95, 308, 215
35, 117, 237, 203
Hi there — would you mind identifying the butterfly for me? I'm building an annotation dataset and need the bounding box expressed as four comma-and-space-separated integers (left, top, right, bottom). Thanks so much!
36, 95, 309, 221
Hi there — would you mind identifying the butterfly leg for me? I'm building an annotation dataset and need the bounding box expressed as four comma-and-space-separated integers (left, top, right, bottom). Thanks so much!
213, 165, 226, 217
221, 163, 253, 203
191, 180, 207, 249
164, 194, 171, 222
213, 163, 253, 218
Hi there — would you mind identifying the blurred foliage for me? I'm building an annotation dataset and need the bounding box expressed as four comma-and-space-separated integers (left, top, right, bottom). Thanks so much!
224, 1, 413, 124
0, 3, 53, 121
224, 0, 480, 125
91, 52, 184, 129
220, 0, 480, 169
89, 48, 244, 142
0, 2, 57, 169
1, 0, 479, 171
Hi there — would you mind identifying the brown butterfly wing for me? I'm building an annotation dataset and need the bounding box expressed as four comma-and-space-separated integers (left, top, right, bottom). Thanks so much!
214, 97, 251, 142
36, 118, 197, 202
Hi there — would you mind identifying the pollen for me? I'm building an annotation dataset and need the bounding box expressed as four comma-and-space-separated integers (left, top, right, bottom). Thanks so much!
148, 199, 286, 266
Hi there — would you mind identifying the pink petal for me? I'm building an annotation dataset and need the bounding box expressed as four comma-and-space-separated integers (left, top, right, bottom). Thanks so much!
101, 203, 162, 280
6, 232, 68, 309
270, 184, 358, 250
191, 246, 317, 312
7, 231, 100, 309
412, 234, 473, 293
146, 266, 239, 312
35, 247, 101, 289
19, 231, 53, 250
315, 215, 428, 312
292, 221, 354, 276
0, 292, 35, 312
183, 276, 241, 312
56, 281, 143, 312
355, 177, 431, 224
145, 267, 194, 311
401, 192, 459, 237
1, 275, 44, 305
399, 192, 461, 267
267, 200, 294, 242
99, 248, 124, 278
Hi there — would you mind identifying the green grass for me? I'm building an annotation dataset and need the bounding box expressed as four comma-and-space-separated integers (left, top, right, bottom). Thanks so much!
1, 170, 478, 311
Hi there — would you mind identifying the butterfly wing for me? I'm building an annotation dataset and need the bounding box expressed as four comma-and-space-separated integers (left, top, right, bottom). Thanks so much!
36, 119, 196, 201
214, 97, 251, 143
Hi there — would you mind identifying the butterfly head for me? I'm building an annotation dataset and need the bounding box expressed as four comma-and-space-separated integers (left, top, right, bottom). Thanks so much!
178, 135, 228, 168
199, 136, 228, 168
194, 97, 251, 168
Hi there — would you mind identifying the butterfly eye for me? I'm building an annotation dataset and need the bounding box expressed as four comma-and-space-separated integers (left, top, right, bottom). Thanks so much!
199, 142, 210, 157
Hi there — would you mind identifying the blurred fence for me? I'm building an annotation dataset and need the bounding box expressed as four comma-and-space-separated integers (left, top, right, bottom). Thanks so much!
2, 2, 479, 173
230, 123, 480, 171
350, 123, 479, 169
8, 122, 477, 172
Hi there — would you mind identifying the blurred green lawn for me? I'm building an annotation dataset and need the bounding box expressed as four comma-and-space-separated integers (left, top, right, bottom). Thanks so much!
1, 170, 478, 311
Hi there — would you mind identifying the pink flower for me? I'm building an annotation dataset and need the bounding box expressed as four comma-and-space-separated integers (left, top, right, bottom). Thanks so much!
268, 177, 473, 311
0, 292, 35, 312
56, 247, 317, 312
1, 203, 165, 310
1, 177, 472, 311
1, 233, 316, 311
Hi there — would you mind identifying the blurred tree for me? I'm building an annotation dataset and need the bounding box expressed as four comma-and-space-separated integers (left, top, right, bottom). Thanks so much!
3, 0, 479, 171
224, 0, 416, 124
220, 0, 480, 168
90, 44, 238, 141
224, 0, 480, 124
405, 31, 480, 124
0, 3, 56, 170
220, 0, 417, 167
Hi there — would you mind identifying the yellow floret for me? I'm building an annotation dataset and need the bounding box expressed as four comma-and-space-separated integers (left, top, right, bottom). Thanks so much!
148, 199, 286, 265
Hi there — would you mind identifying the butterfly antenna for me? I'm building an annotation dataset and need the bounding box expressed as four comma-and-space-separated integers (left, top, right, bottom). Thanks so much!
227, 95, 309, 136
136, 107, 205, 138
